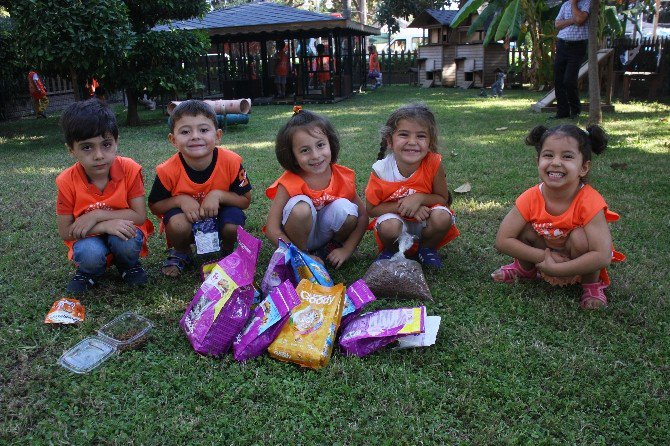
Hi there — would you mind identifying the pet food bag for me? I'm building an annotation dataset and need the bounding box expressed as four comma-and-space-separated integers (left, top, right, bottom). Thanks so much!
341, 279, 376, 328
268, 280, 345, 369
233, 280, 301, 361
180, 227, 261, 356
288, 244, 333, 286
363, 233, 433, 300
339, 306, 426, 357
192, 217, 220, 254
260, 239, 294, 295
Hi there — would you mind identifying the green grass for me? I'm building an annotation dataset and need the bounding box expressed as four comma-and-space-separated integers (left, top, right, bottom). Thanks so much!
1, 86, 669, 445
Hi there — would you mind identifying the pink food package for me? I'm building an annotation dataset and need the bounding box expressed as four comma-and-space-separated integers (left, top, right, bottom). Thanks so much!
339, 306, 425, 357
233, 280, 301, 361
260, 239, 294, 295
340, 279, 376, 329
180, 227, 261, 356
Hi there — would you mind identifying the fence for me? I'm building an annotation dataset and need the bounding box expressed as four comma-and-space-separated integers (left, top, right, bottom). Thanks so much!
376, 50, 418, 84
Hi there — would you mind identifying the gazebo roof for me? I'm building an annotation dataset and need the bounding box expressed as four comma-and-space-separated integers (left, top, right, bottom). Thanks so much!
154, 1, 379, 38
408, 9, 459, 28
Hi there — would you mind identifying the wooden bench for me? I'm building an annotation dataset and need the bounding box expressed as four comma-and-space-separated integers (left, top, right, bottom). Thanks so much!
620, 71, 663, 103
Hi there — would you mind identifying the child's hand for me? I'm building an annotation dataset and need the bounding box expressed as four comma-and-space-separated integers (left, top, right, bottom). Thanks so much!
101, 219, 137, 240
327, 247, 353, 269
69, 211, 99, 239
200, 191, 222, 219
536, 249, 570, 276
179, 196, 201, 223
397, 194, 424, 218
413, 206, 431, 222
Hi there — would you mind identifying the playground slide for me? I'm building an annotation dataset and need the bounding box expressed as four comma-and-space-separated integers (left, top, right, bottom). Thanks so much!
531, 49, 613, 112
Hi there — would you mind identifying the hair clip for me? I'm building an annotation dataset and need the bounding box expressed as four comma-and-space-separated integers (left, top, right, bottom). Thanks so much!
293, 105, 302, 115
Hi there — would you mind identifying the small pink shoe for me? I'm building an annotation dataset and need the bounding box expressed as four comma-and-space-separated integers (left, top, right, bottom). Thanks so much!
580, 281, 608, 310
491, 258, 539, 283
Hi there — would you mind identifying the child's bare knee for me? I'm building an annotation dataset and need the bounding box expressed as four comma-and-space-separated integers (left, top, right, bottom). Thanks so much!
567, 227, 589, 257
427, 210, 452, 232
287, 201, 313, 223
377, 219, 403, 239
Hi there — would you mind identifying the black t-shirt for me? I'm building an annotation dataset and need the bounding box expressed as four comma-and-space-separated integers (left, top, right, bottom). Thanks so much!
148, 149, 252, 204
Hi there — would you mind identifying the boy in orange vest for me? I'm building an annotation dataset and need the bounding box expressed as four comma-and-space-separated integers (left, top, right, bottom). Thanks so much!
56, 99, 154, 293
148, 100, 252, 277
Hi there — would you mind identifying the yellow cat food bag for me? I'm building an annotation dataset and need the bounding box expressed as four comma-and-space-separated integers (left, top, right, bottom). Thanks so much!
268, 279, 344, 369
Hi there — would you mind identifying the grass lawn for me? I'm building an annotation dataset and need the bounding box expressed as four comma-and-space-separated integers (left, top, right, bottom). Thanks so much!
1, 86, 668, 444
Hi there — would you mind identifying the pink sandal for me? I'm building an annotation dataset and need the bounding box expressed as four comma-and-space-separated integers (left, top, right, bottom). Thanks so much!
580, 282, 608, 310
491, 258, 539, 283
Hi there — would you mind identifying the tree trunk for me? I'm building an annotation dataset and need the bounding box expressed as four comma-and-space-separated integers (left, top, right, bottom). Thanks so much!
126, 88, 141, 126
587, 0, 601, 125
69, 67, 82, 101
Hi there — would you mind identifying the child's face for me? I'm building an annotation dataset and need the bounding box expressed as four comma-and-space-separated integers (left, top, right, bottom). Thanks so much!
291, 127, 332, 176
169, 114, 222, 164
537, 135, 590, 189
69, 133, 118, 179
387, 119, 430, 169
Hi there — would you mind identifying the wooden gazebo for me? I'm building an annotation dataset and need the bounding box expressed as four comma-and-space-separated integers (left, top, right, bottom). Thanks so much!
156, 2, 379, 103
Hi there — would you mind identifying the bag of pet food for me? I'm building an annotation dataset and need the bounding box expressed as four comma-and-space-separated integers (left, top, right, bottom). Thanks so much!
363, 233, 433, 300
233, 280, 301, 361
192, 217, 220, 254
260, 239, 294, 295
268, 279, 345, 369
339, 306, 426, 357
341, 279, 376, 328
180, 227, 261, 356
44, 298, 85, 324
288, 244, 333, 286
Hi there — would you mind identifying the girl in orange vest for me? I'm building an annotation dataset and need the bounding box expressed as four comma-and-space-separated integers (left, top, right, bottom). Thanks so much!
365, 103, 460, 269
266, 107, 368, 269
492, 124, 625, 310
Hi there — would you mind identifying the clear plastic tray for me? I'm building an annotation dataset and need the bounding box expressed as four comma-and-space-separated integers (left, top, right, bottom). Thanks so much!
97, 312, 153, 351
58, 337, 116, 374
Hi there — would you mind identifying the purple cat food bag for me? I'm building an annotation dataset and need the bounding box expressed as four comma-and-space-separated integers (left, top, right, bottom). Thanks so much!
341, 279, 376, 328
180, 227, 261, 356
260, 239, 294, 295
233, 280, 301, 361
339, 306, 426, 357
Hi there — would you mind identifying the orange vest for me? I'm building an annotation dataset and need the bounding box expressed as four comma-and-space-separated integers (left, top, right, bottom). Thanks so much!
275, 48, 289, 76
515, 183, 625, 284
154, 146, 244, 219
55, 156, 154, 260
365, 152, 460, 251
28, 71, 47, 99
369, 53, 380, 72
266, 163, 356, 210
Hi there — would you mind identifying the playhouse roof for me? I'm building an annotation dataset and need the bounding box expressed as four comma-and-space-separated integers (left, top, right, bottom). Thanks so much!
153, 1, 379, 38
408, 9, 459, 28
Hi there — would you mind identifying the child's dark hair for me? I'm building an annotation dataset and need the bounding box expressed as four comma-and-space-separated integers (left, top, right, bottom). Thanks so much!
525, 124, 608, 162
276, 40, 286, 50
377, 103, 439, 160
60, 98, 118, 147
169, 100, 218, 132
275, 108, 340, 173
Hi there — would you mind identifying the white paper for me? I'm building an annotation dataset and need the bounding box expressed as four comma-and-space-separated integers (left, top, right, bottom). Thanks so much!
194, 230, 220, 255
395, 315, 441, 349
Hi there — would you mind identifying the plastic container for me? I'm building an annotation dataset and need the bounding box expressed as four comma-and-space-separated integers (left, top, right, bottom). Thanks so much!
58, 312, 153, 374
97, 312, 153, 351
58, 337, 116, 374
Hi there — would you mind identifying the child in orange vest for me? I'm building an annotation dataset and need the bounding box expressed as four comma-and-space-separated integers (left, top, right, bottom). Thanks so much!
148, 100, 252, 277
265, 107, 367, 269
492, 124, 625, 309
365, 103, 460, 269
56, 99, 154, 293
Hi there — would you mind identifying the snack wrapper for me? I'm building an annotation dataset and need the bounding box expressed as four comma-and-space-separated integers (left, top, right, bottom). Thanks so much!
192, 217, 220, 254
233, 280, 301, 361
45, 298, 85, 324
180, 227, 261, 356
339, 306, 426, 357
341, 279, 376, 328
268, 280, 345, 369
260, 239, 294, 295
363, 233, 433, 300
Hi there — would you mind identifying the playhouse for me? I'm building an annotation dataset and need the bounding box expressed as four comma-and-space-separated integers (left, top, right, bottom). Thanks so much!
155, 2, 379, 103
408, 9, 508, 88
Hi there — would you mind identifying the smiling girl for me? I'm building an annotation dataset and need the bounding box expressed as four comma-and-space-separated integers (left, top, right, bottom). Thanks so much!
492, 124, 625, 309
265, 107, 367, 268
365, 103, 460, 269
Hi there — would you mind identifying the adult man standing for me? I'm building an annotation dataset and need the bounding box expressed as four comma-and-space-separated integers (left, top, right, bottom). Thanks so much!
553, 0, 590, 119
